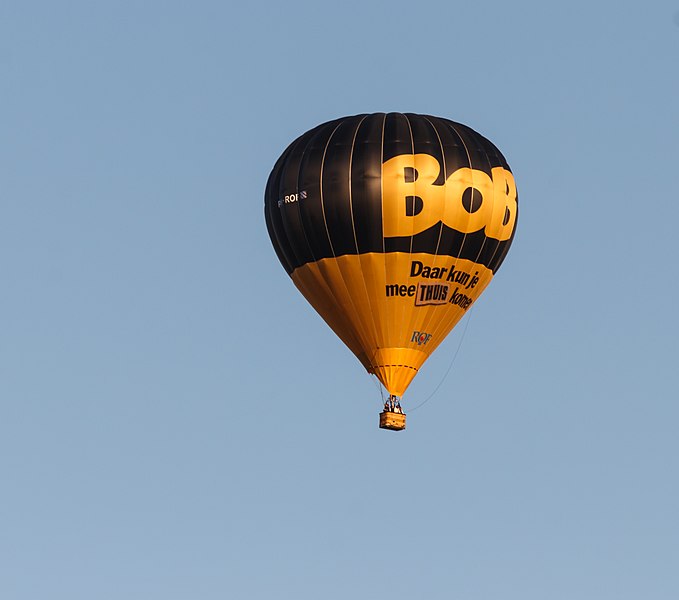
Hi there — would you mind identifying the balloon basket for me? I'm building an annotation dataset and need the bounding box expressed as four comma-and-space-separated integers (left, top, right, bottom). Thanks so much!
379, 411, 406, 431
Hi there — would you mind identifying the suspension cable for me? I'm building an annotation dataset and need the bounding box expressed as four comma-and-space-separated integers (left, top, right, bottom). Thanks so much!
407, 307, 474, 412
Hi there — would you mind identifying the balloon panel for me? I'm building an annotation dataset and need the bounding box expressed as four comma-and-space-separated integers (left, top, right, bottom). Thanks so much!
291, 253, 493, 396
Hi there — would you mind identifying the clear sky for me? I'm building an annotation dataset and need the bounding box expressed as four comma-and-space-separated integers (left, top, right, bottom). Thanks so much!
2, 1, 678, 599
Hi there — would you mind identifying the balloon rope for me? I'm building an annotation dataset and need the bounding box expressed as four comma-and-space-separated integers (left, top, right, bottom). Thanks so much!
407, 307, 474, 412
370, 374, 386, 406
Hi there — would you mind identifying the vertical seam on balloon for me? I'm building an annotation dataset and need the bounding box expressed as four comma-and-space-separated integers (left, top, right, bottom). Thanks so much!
475, 166, 502, 274
347, 115, 367, 256
467, 136, 496, 278
405, 113, 416, 260
417, 115, 449, 353
380, 113, 386, 256
294, 130, 321, 267
319, 116, 374, 360
449, 121, 475, 253
377, 112, 387, 381
423, 120, 477, 355
348, 114, 381, 358
481, 149, 517, 274
424, 115, 447, 259
490, 186, 518, 273
319, 122, 343, 257
399, 113, 416, 382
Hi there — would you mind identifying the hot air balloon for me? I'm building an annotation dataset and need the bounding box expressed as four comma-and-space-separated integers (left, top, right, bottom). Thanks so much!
265, 113, 517, 430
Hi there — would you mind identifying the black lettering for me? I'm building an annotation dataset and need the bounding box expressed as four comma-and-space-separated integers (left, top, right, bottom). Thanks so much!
465, 273, 480, 289
448, 286, 474, 310
455, 271, 470, 286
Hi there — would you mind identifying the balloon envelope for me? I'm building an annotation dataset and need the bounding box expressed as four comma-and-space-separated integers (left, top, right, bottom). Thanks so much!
265, 113, 517, 397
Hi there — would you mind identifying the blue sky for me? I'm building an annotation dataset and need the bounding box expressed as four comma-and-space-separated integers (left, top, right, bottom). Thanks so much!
2, 1, 678, 599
